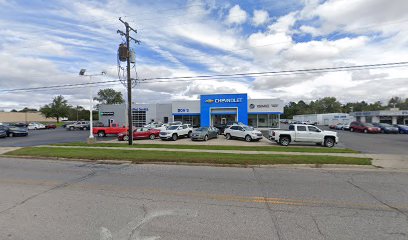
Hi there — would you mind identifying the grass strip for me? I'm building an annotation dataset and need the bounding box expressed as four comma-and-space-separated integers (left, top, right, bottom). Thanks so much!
7, 147, 371, 165
54, 142, 359, 154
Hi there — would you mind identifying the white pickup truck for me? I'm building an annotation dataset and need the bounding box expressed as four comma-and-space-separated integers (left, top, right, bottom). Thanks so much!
269, 124, 338, 147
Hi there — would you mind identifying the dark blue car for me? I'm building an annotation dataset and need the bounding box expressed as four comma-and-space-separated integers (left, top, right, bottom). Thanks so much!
393, 124, 408, 134
372, 123, 399, 134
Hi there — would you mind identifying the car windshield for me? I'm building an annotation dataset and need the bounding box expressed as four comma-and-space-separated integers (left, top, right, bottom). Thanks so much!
380, 123, 392, 127
167, 126, 179, 130
195, 127, 208, 131
242, 126, 253, 131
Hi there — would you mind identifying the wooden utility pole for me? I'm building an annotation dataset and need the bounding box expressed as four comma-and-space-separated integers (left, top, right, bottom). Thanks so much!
117, 18, 140, 145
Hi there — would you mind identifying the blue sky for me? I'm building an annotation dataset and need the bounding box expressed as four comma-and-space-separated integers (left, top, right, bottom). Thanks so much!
0, 0, 407, 110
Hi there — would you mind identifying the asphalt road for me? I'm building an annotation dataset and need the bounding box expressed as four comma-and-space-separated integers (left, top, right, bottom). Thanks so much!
0, 128, 114, 147
0, 157, 407, 240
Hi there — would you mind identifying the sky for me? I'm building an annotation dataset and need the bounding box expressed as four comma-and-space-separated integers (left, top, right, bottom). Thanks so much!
0, 0, 408, 111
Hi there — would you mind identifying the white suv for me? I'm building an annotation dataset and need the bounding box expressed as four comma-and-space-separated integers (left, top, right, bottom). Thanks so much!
224, 125, 263, 142
160, 124, 193, 141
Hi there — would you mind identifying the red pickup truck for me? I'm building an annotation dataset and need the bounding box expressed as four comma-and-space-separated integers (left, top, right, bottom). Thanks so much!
92, 123, 128, 137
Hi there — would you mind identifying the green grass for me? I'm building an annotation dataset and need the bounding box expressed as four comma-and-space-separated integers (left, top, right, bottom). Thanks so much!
54, 142, 359, 154
6, 147, 371, 165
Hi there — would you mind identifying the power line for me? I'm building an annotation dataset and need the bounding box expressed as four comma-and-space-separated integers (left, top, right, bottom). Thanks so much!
2, 61, 407, 93
138, 61, 408, 82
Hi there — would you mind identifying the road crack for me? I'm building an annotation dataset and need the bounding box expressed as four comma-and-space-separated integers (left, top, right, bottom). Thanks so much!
0, 163, 129, 216
251, 167, 284, 240
311, 215, 326, 239
326, 170, 408, 221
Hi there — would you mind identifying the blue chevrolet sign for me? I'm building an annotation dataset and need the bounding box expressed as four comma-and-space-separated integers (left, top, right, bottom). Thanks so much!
200, 93, 248, 127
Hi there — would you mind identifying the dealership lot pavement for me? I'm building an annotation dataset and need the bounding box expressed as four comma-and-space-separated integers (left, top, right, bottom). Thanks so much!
323, 127, 408, 155
0, 157, 407, 240
0, 128, 115, 147
1, 126, 408, 156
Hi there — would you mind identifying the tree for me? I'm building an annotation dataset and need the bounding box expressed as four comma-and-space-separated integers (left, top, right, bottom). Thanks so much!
10, 109, 18, 112
40, 95, 71, 123
19, 107, 38, 112
94, 88, 124, 105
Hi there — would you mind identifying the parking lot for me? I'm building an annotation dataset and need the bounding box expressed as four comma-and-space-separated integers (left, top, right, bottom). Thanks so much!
1, 125, 407, 155
322, 126, 408, 155
0, 128, 114, 147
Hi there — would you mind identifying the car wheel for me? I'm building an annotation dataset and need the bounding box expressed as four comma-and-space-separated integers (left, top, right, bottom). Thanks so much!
226, 133, 231, 140
69, 126, 74, 131
204, 135, 208, 141
172, 134, 178, 141
364, 129, 368, 133
123, 135, 129, 141
9, 133, 14, 137
188, 131, 192, 138
350, 128, 354, 132
324, 137, 335, 148
245, 135, 252, 142
97, 131, 106, 137
279, 136, 290, 146
149, 134, 155, 140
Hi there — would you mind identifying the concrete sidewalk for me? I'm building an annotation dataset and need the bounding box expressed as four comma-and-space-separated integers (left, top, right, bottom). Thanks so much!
0, 147, 21, 154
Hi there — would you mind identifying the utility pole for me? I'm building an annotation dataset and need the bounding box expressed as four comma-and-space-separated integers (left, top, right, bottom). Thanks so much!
117, 17, 140, 145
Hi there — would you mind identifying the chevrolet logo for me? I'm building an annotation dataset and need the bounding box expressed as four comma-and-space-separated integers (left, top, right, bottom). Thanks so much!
205, 99, 214, 103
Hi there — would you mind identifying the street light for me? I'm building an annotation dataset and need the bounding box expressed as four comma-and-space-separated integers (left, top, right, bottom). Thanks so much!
79, 69, 106, 143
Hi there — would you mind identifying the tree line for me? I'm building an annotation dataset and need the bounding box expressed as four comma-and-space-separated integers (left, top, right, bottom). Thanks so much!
9, 88, 124, 123
282, 96, 408, 119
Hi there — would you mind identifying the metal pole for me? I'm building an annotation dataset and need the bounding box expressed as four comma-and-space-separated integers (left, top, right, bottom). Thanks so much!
89, 75, 94, 139
125, 22, 133, 145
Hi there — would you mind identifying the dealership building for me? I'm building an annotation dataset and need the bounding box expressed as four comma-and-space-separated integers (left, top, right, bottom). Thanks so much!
293, 113, 355, 126
99, 93, 284, 129
293, 109, 408, 125
350, 109, 408, 125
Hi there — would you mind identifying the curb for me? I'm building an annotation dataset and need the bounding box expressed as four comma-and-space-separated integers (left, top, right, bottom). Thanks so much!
1, 154, 377, 170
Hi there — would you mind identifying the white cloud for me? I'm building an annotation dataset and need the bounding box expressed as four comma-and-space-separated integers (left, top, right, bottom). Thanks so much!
252, 9, 269, 26
1, 0, 408, 111
226, 5, 247, 25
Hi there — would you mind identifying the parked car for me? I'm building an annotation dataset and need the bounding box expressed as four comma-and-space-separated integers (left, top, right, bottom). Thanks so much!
160, 124, 193, 141
372, 123, 399, 134
62, 121, 74, 128
224, 125, 263, 142
45, 124, 57, 129
0, 125, 28, 137
66, 121, 89, 131
349, 122, 380, 133
393, 124, 408, 134
191, 127, 219, 141
144, 123, 168, 132
342, 123, 351, 131
93, 123, 128, 137
334, 123, 350, 130
329, 124, 337, 129
0, 128, 6, 138
269, 124, 338, 147
117, 127, 160, 141
214, 121, 247, 135
28, 122, 46, 130
13, 122, 28, 128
